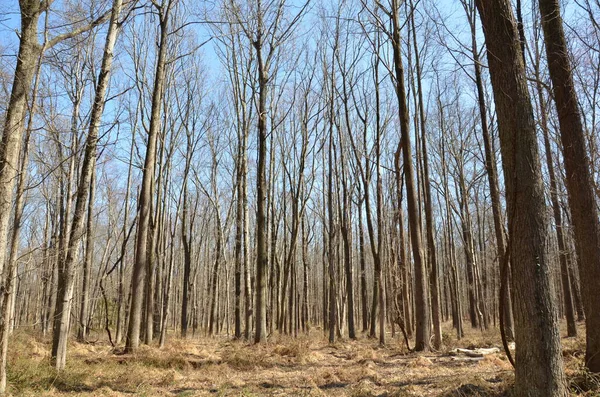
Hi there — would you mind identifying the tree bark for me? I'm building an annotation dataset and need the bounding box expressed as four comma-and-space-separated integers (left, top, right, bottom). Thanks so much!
537, 0, 600, 371
51, 0, 123, 369
253, 0, 269, 343
77, 162, 96, 342
389, 0, 430, 351
475, 1, 568, 394
126, 0, 171, 353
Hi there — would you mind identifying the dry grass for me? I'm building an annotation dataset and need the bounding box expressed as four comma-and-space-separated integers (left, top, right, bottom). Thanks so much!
4, 321, 595, 396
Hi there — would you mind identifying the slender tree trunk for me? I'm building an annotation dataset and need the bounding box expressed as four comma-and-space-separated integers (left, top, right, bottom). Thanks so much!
243, 154, 251, 340
327, 57, 336, 345
463, 0, 515, 340
159, 214, 177, 348
409, 0, 441, 348
181, 185, 191, 337
301, 216, 309, 333
126, 0, 171, 353
51, 0, 122, 369
116, 132, 135, 345
77, 163, 96, 342
234, 136, 245, 338
389, 0, 430, 351
358, 198, 368, 333
253, 4, 268, 343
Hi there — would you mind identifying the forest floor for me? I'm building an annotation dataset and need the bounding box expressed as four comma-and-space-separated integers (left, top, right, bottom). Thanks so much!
6, 322, 598, 396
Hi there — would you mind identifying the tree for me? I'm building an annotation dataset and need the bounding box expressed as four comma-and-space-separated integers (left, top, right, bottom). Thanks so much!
475, 0, 567, 394
50, 0, 124, 370
126, 0, 173, 353
0, 2, 109, 389
385, 0, 430, 351
227, 0, 308, 344
461, 0, 514, 339
408, 0, 442, 348
530, 17, 577, 338
537, 0, 600, 372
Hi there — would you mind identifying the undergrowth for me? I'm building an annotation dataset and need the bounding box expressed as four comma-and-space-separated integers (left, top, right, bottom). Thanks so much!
3, 323, 592, 396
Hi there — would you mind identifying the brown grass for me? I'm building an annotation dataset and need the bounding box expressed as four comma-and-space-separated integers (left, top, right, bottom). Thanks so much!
4, 321, 595, 396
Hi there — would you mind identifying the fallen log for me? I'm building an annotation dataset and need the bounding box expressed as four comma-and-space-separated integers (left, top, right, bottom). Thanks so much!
452, 347, 500, 358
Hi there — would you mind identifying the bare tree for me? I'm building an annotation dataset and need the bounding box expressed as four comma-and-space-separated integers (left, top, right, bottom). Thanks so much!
50, 0, 124, 370
537, 0, 600, 372
126, 0, 173, 353
475, 0, 567, 394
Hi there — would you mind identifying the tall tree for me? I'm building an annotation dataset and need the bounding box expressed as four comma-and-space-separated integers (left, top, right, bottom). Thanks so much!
530, 19, 577, 338
228, 0, 308, 344
51, 0, 124, 370
0, 3, 110, 389
408, 0, 442, 348
537, 0, 600, 372
126, 0, 173, 353
475, 0, 567, 395
382, 0, 430, 351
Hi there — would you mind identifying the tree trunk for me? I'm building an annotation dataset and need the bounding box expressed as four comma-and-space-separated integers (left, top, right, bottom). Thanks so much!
51, 0, 122, 369
475, 0, 567, 394
537, 0, 600, 371
531, 36, 578, 337
253, 4, 269, 343
181, 184, 191, 338
409, 0, 442, 348
116, 131, 135, 345
389, 0, 430, 351
77, 162, 96, 342
125, 0, 171, 353
358, 198, 368, 333
463, 0, 515, 340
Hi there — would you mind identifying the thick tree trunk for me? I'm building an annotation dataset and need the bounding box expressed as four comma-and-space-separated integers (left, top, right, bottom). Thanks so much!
0, 4, 42, 291
537, 0, 600, 371
5, 45, 40, 335
475, 1, 567, 394
532, 49, 578, 337
0, 22, 41, 383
